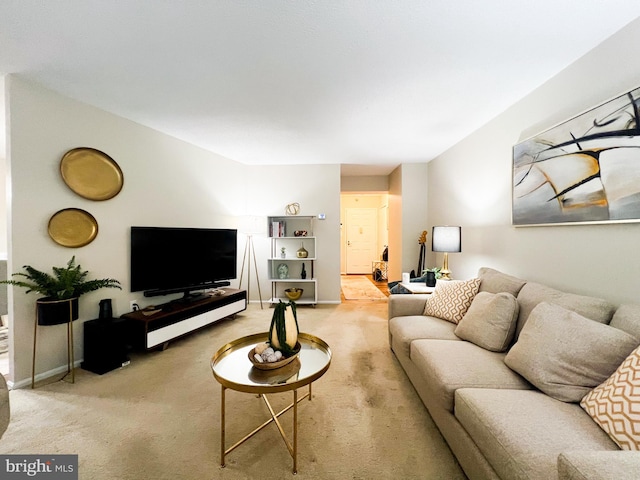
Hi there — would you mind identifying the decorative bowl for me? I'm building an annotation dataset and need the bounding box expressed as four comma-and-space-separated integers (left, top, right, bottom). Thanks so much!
294, 230, 307, 237
248, 342, 301, 370
249, 357, 301, 383
284, 288, 303, 301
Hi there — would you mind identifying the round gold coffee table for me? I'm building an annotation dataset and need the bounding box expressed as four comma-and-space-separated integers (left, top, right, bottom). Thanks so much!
211, 332, 331, 474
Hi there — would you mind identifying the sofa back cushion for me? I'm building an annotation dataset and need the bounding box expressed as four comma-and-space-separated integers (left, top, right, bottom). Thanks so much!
505, 302, 638, 403
610, 304, 640, 341
454, 291, 519, 352
478, 267, 527, 297
515, 281, 616, 339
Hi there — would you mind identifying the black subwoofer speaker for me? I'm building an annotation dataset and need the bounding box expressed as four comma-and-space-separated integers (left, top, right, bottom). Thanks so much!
81, 318, 130, 375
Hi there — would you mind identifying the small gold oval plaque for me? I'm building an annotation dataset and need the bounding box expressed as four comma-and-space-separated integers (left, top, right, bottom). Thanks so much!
48, 208, 99, 248
60, 147, 124, 201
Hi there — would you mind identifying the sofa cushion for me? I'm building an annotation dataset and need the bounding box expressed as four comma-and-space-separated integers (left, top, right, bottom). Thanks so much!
580, 344, 640, 451
410, 339, 531, 412
478, 267, 527, 297
388, 315, 459, 358
455, 389, 620, 480
454, 291, 519, 352
610, 304, 640, 341
505, 302, 638, 403
558, 451, 640, 480
515, 281, 616, 339
423, 278, 481, 324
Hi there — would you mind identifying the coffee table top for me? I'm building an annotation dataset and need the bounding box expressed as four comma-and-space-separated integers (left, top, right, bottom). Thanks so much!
399, 282, 436, 294
211, 332, 331, 394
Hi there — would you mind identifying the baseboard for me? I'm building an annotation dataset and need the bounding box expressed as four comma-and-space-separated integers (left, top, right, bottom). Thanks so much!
9, 359, 84, 390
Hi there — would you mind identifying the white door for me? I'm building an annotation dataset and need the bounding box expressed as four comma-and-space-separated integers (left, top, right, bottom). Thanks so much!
345, 208, 378, 274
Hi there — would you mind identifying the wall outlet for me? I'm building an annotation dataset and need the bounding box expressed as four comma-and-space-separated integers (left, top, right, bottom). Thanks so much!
130, 300, 139, 311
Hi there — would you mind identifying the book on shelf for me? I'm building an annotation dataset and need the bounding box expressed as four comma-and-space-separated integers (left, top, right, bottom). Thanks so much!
270, 221, 286, 237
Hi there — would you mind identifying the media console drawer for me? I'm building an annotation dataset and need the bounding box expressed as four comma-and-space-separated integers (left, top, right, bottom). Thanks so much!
122, 289, 247, 350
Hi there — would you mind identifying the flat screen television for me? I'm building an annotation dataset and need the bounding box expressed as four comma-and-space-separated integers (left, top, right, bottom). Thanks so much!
130, 226, 237, 298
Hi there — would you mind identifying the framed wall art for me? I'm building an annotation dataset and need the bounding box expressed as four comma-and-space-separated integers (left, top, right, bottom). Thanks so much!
512, 86, 640, 226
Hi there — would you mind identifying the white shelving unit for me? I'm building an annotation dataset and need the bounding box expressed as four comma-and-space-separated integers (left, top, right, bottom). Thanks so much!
267, 215, 317, 306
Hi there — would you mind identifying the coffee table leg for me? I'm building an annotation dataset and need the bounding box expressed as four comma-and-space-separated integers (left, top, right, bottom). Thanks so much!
293, 389, 298, 474
221, 385, 226, 468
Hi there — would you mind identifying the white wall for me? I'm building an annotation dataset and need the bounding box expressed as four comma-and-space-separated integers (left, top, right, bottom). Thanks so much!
427, 18, 640, 305
6, 76, 341, 386
1, 75, 6, 257
387, 164, 428, 281
341, 175, 389, 192
400, 164, 428, 276
244, 164, 342, 303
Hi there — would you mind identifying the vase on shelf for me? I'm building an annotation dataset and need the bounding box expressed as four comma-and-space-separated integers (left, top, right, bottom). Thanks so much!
301, 263, 307, 279
296, 242, 308, 258
277, 263, 289, 279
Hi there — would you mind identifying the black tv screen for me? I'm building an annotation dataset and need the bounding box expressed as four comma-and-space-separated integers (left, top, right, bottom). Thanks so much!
130, 226, 237, 297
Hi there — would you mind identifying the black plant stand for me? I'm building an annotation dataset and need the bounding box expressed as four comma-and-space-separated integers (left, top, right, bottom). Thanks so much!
32, 298, 75, 389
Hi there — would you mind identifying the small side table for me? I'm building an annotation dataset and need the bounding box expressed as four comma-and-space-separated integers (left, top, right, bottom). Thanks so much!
211, 332, 331, 474
372, 260, 388, 281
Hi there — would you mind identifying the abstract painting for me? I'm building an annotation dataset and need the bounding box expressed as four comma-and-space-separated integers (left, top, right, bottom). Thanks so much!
512, 86, 640, 226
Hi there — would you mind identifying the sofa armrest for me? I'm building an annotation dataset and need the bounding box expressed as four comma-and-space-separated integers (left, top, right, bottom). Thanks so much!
0, 373, 9, 439
388, 294, 430, 319
558, 451, 640, 480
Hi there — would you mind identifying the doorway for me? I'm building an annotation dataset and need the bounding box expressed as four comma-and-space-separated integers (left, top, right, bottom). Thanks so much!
340, 194, 388, 275
345, 208, 377, 274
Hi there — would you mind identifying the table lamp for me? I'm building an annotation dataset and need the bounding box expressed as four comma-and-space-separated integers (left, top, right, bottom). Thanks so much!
432, 226, 461, 280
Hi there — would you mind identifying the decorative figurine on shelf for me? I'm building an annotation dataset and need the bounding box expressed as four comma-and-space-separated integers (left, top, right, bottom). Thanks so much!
297, 242, 308, 258
277, 263, 289, 279
285, 202, 300, 216
280, 247, 286, 258
301, 263, 307, 279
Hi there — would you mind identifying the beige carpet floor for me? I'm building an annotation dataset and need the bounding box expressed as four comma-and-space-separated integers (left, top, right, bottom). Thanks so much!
0, 301, 465, 480
341, 275, 388, 300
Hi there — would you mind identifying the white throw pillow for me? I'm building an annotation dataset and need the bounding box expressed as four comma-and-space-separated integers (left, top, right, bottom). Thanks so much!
423, 278, 481, 324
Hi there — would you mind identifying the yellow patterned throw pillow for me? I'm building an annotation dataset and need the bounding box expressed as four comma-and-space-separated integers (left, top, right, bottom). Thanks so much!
423, 278, 481, 324
580, 345, 640, 450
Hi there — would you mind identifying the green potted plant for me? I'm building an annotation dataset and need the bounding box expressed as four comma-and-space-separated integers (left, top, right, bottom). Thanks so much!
2, 256, 121, 325
423, 267, 442, 287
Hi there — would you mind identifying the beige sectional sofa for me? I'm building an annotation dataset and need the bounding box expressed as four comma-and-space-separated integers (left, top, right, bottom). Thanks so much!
388, 267, 640, 480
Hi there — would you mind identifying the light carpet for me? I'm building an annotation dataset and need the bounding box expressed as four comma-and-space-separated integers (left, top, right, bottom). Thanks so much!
341, 275, 387, 300
0, 302, 465, 480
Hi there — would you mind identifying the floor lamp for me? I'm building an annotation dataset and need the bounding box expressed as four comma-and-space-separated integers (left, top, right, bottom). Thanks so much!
239, 217, 264, 309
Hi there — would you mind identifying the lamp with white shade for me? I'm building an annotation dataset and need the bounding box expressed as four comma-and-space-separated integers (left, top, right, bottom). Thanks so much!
238, 216, 265, 309
432, 226, 461, 280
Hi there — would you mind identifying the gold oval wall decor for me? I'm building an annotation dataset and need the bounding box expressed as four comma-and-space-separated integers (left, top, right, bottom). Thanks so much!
60, 147, 124, 200
48, 208, 99, 248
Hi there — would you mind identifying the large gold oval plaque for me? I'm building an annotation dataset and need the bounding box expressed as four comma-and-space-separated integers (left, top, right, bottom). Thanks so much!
48, 208, 99, 248
60, 147, 124, 200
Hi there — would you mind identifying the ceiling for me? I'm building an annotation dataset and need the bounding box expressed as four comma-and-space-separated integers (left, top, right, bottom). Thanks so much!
2, 2, 640, 176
